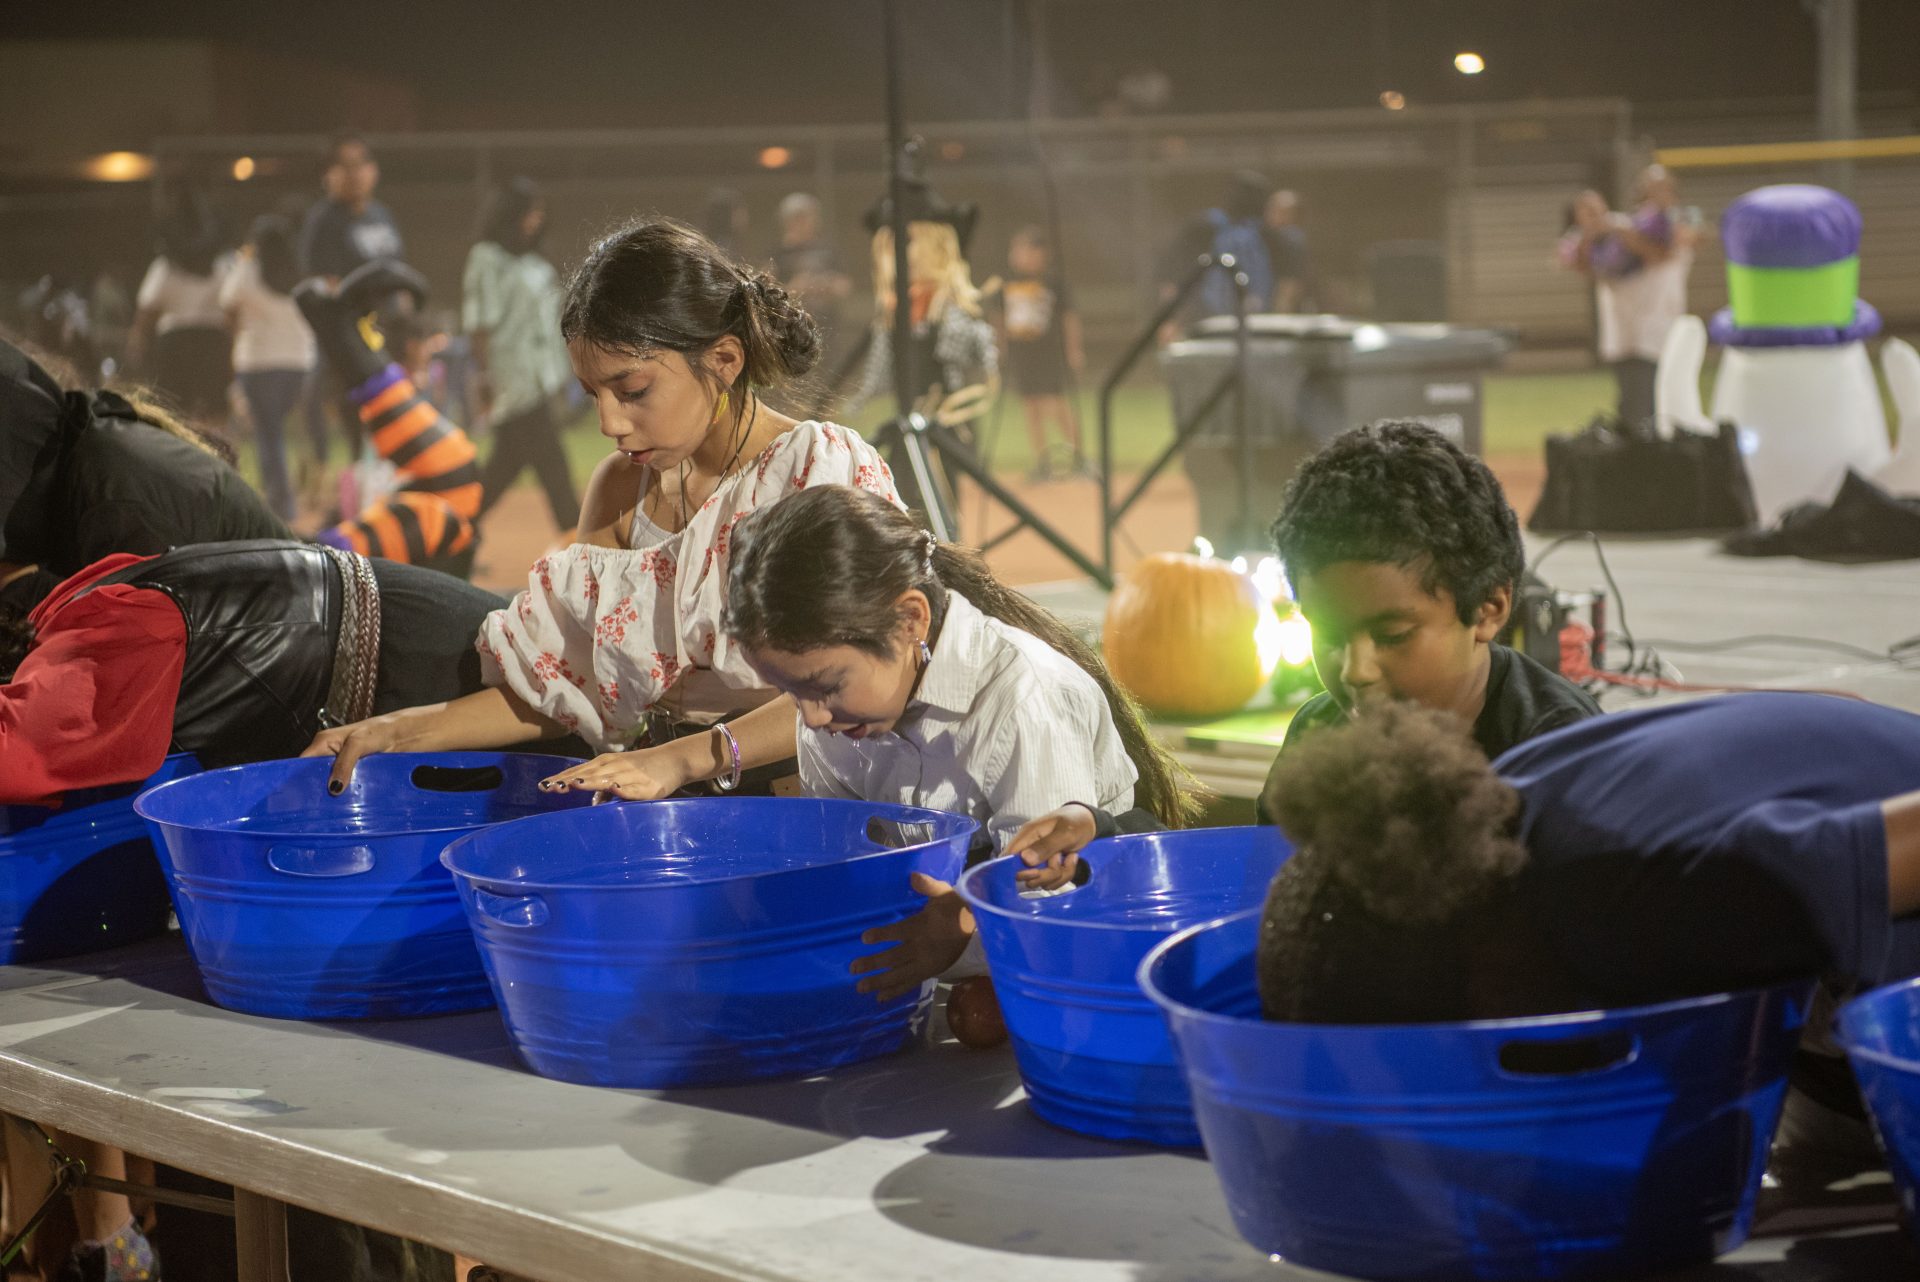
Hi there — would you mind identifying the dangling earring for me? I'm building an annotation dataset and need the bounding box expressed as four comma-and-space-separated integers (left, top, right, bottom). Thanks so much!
917, 636, 933, 668
710, 388, 730, 426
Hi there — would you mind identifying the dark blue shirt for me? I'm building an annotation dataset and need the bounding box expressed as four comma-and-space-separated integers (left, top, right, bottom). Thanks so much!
299, 199, 405, 281
1496, 692, 1920, 1000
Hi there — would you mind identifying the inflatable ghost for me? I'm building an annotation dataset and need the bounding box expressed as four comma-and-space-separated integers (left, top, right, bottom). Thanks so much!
1700, 184, 1895, 523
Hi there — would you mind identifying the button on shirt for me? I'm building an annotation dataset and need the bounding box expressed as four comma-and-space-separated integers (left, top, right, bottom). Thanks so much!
798, 591, 1138, 854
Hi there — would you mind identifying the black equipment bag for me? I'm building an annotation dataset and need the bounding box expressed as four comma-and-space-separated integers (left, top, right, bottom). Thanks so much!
1529, 418, 1756, 535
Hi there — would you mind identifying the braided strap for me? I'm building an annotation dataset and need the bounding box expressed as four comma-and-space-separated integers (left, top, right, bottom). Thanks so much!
319, 546, 382, 728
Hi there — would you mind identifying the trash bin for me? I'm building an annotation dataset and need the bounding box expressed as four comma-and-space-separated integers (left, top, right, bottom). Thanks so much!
1163, 315, 1510, 551
1366, 239, 1450, 322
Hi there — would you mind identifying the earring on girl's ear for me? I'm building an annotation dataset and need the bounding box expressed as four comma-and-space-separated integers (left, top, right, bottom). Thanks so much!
917, 636, 933, 668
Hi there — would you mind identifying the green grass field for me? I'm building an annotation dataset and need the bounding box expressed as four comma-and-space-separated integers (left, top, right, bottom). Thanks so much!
236, 364, 1895, 503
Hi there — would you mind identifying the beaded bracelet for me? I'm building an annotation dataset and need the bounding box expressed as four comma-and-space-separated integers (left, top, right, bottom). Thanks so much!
712, 722, 743, 792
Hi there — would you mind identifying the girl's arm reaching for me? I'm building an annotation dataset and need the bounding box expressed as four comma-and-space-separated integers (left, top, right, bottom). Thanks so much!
534, 695, 799, 800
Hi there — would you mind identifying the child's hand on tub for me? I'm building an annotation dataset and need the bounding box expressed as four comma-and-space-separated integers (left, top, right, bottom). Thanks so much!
1004, 803, 1099, 891
852, 872, 975, 1003
538, 747, 689, 803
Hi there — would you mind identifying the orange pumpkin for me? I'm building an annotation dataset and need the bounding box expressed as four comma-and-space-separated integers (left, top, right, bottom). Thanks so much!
1102, 553, 1269, 718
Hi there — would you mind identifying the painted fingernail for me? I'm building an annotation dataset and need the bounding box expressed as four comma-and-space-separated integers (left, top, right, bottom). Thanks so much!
328, 781, 344, 796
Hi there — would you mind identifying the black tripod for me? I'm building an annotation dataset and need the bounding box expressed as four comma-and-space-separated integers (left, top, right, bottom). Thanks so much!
872, 0, 1109, 587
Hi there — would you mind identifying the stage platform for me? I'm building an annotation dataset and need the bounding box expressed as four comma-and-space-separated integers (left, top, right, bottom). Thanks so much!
1025, 536, 1920, 803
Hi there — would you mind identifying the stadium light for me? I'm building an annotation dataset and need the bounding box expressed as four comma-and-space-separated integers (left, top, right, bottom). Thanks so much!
758, 146, 792, 169
83, 151, 154, 182
232, 156, 256, 181
1454, 51, 1486, 75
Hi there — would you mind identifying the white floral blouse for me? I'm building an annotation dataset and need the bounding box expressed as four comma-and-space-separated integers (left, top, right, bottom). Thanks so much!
476, 420, 901, 751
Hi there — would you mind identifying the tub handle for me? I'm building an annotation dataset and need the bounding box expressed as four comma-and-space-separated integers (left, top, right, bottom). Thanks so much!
1497, 1030, 1639, 1079
266, 844, 375, 878
866, 815, 936, 850
470, 887, 549, 929
410, 764, 505, 793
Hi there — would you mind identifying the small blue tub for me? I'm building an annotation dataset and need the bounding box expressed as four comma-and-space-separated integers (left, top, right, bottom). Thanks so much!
0, 755, 199, 963
1838, 976, 1920, 1231
1141, 909, 1811, 1281
136, 753, 586, 1020
441, 797, 977, 1088
957, 826, 1291, 1145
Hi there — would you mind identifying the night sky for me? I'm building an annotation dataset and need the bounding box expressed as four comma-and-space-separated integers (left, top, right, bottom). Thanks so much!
8, 0, 1920, 138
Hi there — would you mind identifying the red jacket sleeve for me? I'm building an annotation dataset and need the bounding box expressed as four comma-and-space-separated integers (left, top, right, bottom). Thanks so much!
0, 584, 187, 807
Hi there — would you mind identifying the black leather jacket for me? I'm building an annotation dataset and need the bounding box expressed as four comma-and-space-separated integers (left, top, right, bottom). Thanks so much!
84, 540, 341, 767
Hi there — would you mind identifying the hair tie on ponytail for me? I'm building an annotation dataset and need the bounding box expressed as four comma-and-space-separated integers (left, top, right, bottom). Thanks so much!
920, 530, 938, 580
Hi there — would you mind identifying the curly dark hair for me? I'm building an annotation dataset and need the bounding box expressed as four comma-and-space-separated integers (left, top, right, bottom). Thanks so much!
1269, 420, 1523, 624
1257, 700, 1585, 1024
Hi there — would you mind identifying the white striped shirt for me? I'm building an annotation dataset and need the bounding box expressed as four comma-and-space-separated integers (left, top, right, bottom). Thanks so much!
797, 591, 1138, 852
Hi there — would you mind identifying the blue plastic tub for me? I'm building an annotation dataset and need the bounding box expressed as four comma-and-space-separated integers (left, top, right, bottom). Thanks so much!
135, 753, 586, 1020
1838, 976, 1920, 1231
440, 797, 977, 1087
957, 826, 1291, 1145
1140, 909, 1811, 1281
0, 755, 199, 963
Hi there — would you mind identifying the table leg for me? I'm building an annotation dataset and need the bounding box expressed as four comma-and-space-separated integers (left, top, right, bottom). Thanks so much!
233, 1189, 289, 1282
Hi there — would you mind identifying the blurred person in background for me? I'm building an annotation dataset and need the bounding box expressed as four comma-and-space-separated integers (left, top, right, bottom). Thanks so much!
996, 225, 1088, 481
1157, 170, 1276, 340
465, 177, 578, 538
16, 275, 97, 380
299, 135, 408, 495
1584, 164, 1697, 427
699, 186, 751, 258
1263, 189, 1314, 312
89, 270, 133, 375
128, 187, 233, 422
221, 214, 317, 521
299, 134, 405, 285
298, 261, 483, 576
772, 192, 852, 357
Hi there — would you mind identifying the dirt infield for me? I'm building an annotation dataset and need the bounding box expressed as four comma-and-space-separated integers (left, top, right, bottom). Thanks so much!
468, 453, 1547, 596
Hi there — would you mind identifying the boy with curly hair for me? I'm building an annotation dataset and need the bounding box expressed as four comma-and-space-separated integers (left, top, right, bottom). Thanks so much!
1005, 419, 1599, 876
1257, 419, 1598, 819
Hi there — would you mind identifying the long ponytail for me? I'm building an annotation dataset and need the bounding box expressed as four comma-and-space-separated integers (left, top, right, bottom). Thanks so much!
928, 541, 1205, 827
726, 485, 1205, 828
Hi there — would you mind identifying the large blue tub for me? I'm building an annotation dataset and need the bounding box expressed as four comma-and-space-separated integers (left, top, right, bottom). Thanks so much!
1140, 908, 1811, 1281
0, 755, 199, 963
440, 797, 977, 1087
1838, 976, 1920, 1233
136, 753, 586, 1019
957, 825, 1291, 1145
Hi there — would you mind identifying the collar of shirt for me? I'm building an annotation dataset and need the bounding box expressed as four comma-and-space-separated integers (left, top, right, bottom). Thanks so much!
903, 590, 991, 721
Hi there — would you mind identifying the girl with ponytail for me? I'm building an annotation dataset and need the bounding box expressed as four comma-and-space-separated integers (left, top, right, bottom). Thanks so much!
707, 484, 1202, 1000
305, 218, 903, 790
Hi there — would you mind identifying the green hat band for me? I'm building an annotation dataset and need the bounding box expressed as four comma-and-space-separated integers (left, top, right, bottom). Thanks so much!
1726, 257, 1859, 329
